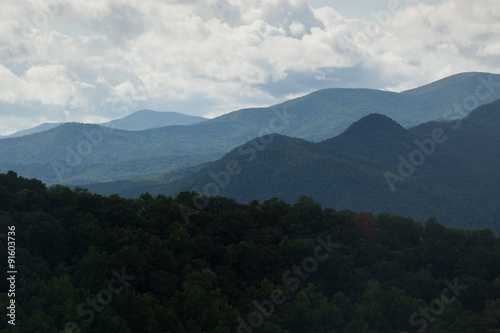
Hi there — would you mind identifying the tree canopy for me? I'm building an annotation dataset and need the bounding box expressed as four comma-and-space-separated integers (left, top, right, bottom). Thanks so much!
0, 172, 499, 332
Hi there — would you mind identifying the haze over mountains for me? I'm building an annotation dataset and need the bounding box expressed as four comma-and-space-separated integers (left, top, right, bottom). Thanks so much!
2, 110, 207, 138
4, 71, 500, 141
1, 72, 500, 232
101, 110, 207, 130
5, 122, 65, 138
1, 72, 499, 187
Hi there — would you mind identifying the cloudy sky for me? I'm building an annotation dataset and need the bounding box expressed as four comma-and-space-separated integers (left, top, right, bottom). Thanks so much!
1, 0, 499, 135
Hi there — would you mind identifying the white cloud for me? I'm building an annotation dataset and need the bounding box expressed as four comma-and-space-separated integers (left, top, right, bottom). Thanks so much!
25, 65, 75, 105
0, 65, 24, 103
0, 0, 499, 134
289, 21, 305, 37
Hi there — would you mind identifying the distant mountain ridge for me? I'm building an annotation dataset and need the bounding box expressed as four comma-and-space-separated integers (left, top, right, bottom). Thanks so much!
6, 122, 64, 138
1, 72, 499, 186
101, 110, 207, 130
2, 110, 207, 139
199, 71, 500, 142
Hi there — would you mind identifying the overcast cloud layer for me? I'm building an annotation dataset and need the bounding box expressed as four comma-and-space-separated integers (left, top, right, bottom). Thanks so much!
0, 0, 499, 135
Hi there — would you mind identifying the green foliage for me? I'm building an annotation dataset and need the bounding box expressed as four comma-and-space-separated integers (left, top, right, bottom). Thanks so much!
0, 172, 499, 332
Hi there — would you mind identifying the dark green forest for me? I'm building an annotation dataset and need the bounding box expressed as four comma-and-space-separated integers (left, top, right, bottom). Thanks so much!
1, 171, 500, 332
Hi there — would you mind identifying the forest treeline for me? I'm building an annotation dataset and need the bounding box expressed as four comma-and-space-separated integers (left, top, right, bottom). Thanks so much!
0, 171, 499, 332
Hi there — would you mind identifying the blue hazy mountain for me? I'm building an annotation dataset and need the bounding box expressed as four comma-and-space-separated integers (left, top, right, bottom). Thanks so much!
6, 122, 64, 138
0, 72, 499, 186
3, 110, 207, 139
101, 110, 207, 130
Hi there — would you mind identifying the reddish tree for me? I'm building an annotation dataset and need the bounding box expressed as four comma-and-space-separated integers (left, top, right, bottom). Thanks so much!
352, 214, 377, 240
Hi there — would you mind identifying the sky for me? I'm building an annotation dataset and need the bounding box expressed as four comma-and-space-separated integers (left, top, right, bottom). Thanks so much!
0, 0, 499, 135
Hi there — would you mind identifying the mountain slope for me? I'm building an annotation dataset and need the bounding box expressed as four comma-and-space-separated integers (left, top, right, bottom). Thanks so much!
2, 152, 224, 186
464, 98, 500, 130
0, 122, 230, 184
6, 122, 63, 138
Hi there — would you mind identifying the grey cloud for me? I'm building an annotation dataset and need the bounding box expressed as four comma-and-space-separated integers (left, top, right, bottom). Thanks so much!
0, 0, 499, 135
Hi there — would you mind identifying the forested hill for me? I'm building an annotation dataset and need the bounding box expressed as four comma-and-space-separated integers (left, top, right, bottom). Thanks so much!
0, 171, 499, 332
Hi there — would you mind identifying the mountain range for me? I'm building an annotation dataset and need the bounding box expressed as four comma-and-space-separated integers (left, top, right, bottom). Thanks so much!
84, 98, 500, 232
0, 72, 499, 187
1, 110, 207, 138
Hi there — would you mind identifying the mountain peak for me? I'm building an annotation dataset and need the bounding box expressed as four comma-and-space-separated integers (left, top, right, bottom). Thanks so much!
320, 113, 415, 155
103, 110, 207, 130
401, 72, 500, 98
340, 113, 409, 138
